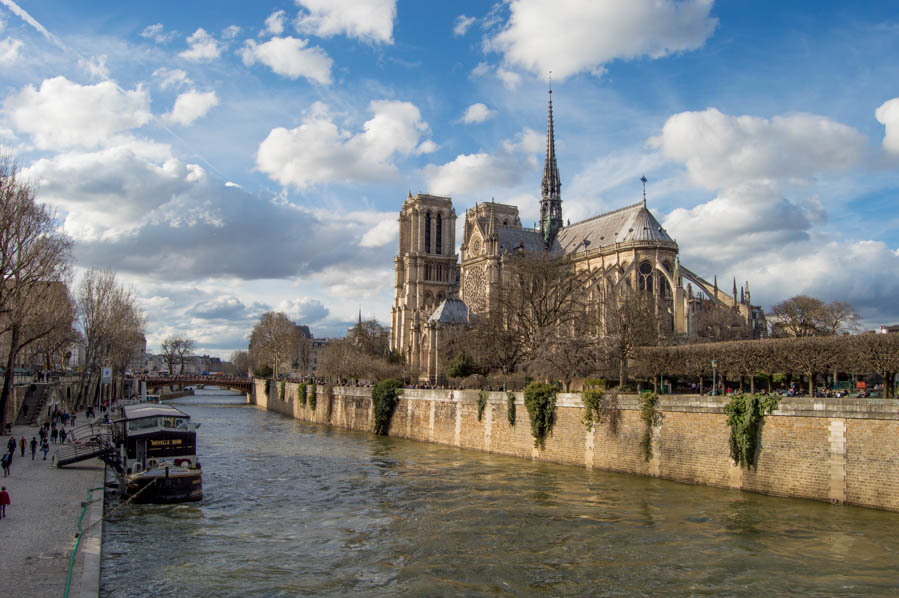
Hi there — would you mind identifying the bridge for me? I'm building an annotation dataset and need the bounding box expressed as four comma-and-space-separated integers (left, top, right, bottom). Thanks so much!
135, 375, 254, 394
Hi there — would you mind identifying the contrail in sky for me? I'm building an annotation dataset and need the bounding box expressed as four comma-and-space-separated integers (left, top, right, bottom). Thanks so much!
0, 0, 66, 51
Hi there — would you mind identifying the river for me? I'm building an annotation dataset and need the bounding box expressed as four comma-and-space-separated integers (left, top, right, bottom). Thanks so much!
100, 387, 899, 597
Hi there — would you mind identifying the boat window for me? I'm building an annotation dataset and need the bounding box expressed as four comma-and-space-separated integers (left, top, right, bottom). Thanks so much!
162, 417, 189, 429
128, 417, 159, 432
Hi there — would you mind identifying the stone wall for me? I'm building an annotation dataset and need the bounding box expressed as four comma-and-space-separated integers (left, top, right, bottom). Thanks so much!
250, 381, 899, 512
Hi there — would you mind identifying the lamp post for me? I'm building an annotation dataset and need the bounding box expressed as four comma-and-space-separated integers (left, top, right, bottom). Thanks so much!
503, 365, 508, 392
712, 359, 718, 396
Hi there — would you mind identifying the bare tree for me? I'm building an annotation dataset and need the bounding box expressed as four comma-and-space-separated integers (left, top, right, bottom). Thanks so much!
348, 319, 389, 357
76, 269, 145, 406
0, 158, 74, 424
770, 295, 860, 337
599, 282, 661, 387
818, 301, 861, 335
161, 336, 195, 374
249, 311, 302, 379
229, 350, 250, 376
695, 307, 752, 342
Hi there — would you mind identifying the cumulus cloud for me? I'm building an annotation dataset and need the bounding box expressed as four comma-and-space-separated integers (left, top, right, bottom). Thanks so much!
222, 25, 241, 40
265, 10, 286, 35
359, 217, 397, 248
461, 102, 496, 124
163, 90, 219, 126
453, 15, 476, 37
256, 99, 433, 188
0, 37, 23, 63
295, 0, 396, 44
875, 97, 899, 155
152, 67, 191, 90
3, 76, 151, 150
239, 36, 332, 84
650, 108, 868, 189
488, 0, 718, 80
496, 67, 521, 90
187, 296, 253, 320
179, 28, 222, 61
141, 23, 177, 44
278, 297, 330, 323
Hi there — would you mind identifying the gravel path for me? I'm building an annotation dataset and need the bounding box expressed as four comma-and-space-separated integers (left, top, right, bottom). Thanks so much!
0, 415, 105, 598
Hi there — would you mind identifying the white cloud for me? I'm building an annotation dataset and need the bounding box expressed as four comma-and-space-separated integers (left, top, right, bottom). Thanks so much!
496, 67, 521, 90
277, 297, 330, 323
265, 10, 286, 35
239, 36, 332, 84
3, 76, 151, 150
140, 23, 177, 44
415, 139, 438, 154
650, 108, 868, 189
222, 25, 241, 40
471, 61, 490, 77
0, 37, 23, 63
295, 0, 396, 44
875, 97, 899, 155
488, 0, 718, 80
256, 99, 433, 189
152, 67, 191, 90
163, 90, 219, 126
79, 54, 109, 79
453, 15, 476, 37
461, 102, 496, 124
179, 28, 222, 61
359, 217, 397, 247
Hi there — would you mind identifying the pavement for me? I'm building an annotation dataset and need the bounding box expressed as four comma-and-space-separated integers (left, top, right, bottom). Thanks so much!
0, 413, 105, 598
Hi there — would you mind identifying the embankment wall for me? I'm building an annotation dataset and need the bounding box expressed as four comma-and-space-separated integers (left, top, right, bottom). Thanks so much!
250, 381, 899, 512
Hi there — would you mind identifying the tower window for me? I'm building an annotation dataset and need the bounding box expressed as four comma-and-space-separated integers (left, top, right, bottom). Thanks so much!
436, 213, 442, 254
425, 212, 431, 253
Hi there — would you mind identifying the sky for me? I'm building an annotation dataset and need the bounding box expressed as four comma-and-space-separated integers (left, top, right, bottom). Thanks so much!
1, 0, 898, 360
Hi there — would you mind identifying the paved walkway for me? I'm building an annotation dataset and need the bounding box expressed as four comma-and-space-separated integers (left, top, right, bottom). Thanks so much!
0, 414, 105, 598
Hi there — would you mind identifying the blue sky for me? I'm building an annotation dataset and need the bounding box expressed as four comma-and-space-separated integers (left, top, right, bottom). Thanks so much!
1, 0, 898, 358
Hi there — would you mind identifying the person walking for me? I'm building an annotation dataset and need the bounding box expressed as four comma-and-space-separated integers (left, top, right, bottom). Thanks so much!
1, 452, 9, 477
0, 486, 9, 518
40, 439, 49, 460
51, 426, 58, 444
30, 437, 37, 460
59, 428, 67, 444
19, 436, 25, 457
6, 436, 15, 460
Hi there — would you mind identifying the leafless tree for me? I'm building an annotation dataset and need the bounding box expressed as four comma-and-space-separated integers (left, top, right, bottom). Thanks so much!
695, 307, 752, 342
0, 158, 74, 424
770, 295, 860, 337
598, 282, 662, 387
229, 350, 250, 376
161, 336, 196, 374
348, 319, 389, 358
249, 311, 302, 378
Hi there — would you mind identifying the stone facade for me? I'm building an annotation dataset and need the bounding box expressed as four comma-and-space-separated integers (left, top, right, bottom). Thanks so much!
251, 380, 899, 512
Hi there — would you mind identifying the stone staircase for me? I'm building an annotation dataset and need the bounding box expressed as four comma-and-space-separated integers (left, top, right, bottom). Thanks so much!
15, 384, 49, 426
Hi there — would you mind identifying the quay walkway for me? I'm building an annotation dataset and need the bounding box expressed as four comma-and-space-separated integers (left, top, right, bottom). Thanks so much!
0, 413, 105, 598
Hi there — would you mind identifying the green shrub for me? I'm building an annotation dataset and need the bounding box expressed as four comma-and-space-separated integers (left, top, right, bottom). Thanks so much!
309, 384, 317, 411
524, 382, 557, 449
279, 380, 286, 401
447, 352, 476, 379
477, 390, 488, 421
298, 382, 307, 406
372, 378, 403, 435
724, 393, 780, 468
506, 391, 516, 427
640, 391, 660, 462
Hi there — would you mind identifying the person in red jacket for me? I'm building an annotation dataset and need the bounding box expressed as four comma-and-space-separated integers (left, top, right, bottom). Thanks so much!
0, 486, 9, 518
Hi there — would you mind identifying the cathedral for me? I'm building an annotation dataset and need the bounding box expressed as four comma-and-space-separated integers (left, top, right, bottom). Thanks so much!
390, 90, 766, 381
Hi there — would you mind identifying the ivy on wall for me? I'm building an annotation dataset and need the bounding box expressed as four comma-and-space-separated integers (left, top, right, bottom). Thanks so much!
524, 382, 556, 449
640, 391, 661, 462
372, 379, 402, 435
279, 380, 286, 401
724, 393, 780, 468
309, 384, 317, 411
298, 382, 307, 406
506, 392, 516, 427
477, 391, 488, 421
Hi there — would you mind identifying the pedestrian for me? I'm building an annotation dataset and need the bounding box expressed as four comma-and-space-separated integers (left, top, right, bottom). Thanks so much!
40, 439, 49, 460
19, 436, 25, 457
59, 428, 67, 444
51, 426, 58, 444
30, 437, 37, 460
0, 486, 9, 518
5, 438, 14, 466
1, 452, 9, 477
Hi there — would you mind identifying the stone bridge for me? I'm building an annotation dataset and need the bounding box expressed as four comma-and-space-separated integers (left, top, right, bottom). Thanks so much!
135, 375, 253, 394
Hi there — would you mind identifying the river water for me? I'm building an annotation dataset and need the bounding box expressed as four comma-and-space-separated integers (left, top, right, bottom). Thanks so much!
100, 388, 899, 597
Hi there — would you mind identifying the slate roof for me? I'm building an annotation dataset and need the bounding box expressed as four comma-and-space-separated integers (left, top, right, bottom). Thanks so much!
428, 297, 472, 325
555, 202, 674, 254
496, 227, 546, 254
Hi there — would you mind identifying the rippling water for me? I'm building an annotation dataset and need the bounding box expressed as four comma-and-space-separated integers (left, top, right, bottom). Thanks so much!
100, 388, 899, 597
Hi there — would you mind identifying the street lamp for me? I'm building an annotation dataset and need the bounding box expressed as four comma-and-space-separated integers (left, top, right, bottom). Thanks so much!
503, 365, 508, 392
711, 359, 718, 396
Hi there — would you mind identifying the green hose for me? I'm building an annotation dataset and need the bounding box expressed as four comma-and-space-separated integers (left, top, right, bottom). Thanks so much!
64, 486, 105, 598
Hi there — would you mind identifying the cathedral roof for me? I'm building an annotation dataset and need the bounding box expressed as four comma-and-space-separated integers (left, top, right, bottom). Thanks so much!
496, 227, 546, 254
555, 202, 674, 254
428, 297, 472, 325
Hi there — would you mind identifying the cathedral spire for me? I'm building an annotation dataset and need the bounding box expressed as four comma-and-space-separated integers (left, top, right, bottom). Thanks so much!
540, 80, 562, 247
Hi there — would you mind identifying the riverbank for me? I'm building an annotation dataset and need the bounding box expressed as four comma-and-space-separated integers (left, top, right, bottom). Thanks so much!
252, 382, 899, 512
0, 415, 104, 597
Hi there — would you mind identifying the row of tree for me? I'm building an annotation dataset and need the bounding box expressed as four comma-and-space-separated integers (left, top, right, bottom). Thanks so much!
633, 334, 899, 397
0, 158, 146, 425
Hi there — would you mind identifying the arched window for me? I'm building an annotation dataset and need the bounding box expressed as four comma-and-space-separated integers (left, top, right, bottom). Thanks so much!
425, 212, 431, 253
639, 261, 654, 293
436, 213, 442, 254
